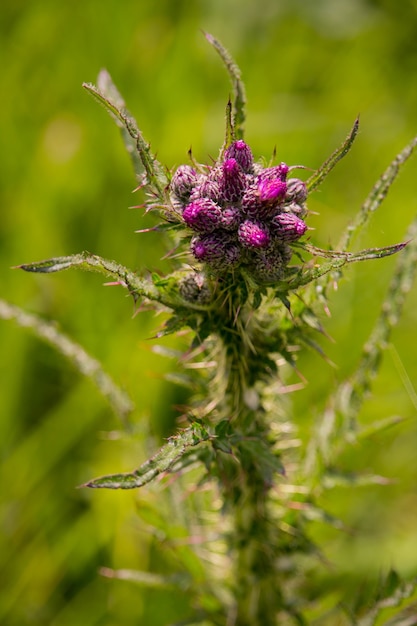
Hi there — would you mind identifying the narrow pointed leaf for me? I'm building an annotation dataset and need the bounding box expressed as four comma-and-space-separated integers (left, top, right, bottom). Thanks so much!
17, 252, 178, 308
99, 567, 190, 589
306, 117, 359, 193
83, 77, 166, 194
358, 415, 406, 440
288, 241, 407, 289
338, 134, 417, 252
95, 69, 145, 179
205, 32, 246, 140
83, 423, 211, 489
311, 214, 417, 460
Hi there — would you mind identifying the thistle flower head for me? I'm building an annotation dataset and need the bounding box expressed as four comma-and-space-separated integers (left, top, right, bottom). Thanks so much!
182, 198, 223, 233
246, 242, 292, 283
174, 139, 308, 279
191, 232, 241, 269
220, 206, 241, 230
191, 175, 222, 204
258, 163, 289, 183
271, 212, 307, 241
170, 165, 198, 201
285, 178, 307, 205
238, 219, 270, 249
224, 140, 254, 173
257, 178, 287, 204
220, 158, 247, 203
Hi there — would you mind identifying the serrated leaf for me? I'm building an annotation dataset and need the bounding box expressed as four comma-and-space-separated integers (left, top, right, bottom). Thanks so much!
83, 423, 211, 489
289, 241, 407, 290
83, 77, 167, 194
99, 566, 191, 590
357, 415, 406, 440
354, 571, 417, 626
306, 117, 359, 193
322, 469, 392, 489
338, 134, 417, 252
17, 252, 183, 309
204, 32, 246, 141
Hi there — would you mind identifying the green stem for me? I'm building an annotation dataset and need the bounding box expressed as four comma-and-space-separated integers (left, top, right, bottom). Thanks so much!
214, 281, 283, 624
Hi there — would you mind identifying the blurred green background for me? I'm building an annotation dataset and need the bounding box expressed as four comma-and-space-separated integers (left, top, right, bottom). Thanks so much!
1, 0, 417, 624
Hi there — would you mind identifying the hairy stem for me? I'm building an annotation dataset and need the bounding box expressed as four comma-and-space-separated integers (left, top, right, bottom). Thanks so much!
214, 280, 282, 624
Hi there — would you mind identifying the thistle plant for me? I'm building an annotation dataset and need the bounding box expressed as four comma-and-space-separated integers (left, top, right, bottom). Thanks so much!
15, 34, 417, 625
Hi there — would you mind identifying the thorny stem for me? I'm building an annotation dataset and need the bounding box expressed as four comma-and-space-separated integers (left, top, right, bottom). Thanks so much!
212, 278, 282, 624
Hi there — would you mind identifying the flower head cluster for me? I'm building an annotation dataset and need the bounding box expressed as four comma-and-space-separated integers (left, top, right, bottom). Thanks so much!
170, 140, 308, 282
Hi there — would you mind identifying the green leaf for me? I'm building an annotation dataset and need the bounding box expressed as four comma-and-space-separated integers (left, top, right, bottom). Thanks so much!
337, 214, 417, 426
357, 415, 406, 440
322, 469, 392, 489
83, 423, 211, 489
289, 241, 407, 290
99, 567, 191, 590
204, 32, 246, 140
238, 438, 285, 482
338, 134, 417, 252
353, 571, 417, 626
306, 117, 359, 193
83, 74, 167, 195
17, 252, 176, 309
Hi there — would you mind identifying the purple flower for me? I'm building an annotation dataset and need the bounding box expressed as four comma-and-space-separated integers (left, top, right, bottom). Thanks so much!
238, 219, 270, 249
170, 165, 198, 201
220, 158, 247, 203
224, 140, 253, 173
182, 198, 222, 233
271, 213, 307, 241
191, 232, 241, 269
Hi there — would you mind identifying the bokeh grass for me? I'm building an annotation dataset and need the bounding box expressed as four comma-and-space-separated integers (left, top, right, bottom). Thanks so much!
1, 0, 417, 623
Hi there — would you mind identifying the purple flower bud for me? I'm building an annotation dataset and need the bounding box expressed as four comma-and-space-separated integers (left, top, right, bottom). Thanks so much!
191, 232, 241, 269
191, 174, 222, 203
285, 201, 307, 218
257, 163, 289, 183
182, 198, 222, 233
220, 206, 241, 231
285, 178, 307, 204
238, 219, 270, 249
220, 158, 247, 203
224, 140, 253, 173
170, 165, 198, 201
179, 273, 211, 304
271, 212, 307, 242
241, 180, 286, 220
246, 243, 292, 283
257, 178, 287, 203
